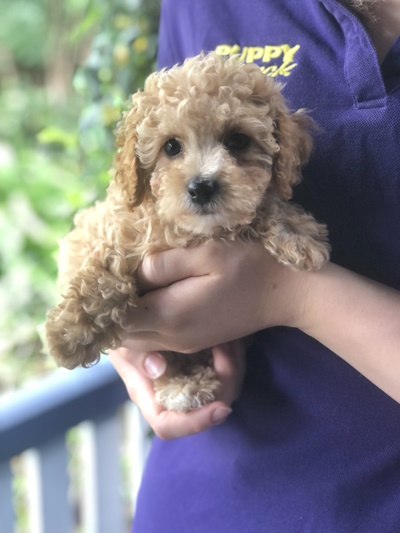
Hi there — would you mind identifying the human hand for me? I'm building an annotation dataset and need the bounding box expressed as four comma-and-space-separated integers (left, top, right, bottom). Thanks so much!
108, 340, 246, 439
123, 239, 307, 354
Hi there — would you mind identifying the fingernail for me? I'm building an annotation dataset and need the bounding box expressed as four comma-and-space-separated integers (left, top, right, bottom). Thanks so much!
212, 407, 232, 426
144, 353, 167, 379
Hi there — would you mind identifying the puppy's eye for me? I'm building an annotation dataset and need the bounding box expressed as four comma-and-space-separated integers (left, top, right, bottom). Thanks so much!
224, 133, 250, 153
163, 138, 182, 157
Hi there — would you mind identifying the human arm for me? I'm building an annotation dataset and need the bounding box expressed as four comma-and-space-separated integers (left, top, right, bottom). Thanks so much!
109, 239, 400, 439
123, 239, 400, 402
299, 262, 400, 403
108, 340, 246, 440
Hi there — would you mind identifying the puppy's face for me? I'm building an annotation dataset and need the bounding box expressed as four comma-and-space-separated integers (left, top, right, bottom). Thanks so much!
116, 54, 311, 236
146, 99, 278, 235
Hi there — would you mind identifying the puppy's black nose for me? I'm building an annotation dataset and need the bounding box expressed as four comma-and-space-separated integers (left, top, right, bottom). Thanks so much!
188, 177, 220, 206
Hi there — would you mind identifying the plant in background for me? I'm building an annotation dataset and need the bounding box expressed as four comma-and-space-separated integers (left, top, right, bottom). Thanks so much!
0, 0, 160, 391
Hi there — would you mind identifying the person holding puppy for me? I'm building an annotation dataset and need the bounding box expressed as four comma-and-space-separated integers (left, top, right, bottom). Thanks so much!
109, 0, 400, 531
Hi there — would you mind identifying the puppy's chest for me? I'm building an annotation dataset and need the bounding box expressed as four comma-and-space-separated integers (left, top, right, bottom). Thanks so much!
113, 210, 204, 259
111, 203, 266, 264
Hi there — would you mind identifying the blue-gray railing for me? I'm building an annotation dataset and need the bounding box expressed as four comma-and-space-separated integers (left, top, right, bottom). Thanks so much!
0, 358, 151, 533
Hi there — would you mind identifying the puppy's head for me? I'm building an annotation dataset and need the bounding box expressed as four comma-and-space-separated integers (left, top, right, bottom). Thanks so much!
115, 52, 312, 235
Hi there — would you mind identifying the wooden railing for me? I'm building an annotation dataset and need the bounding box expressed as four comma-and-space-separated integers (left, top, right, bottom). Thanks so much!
0, 358, 151, 533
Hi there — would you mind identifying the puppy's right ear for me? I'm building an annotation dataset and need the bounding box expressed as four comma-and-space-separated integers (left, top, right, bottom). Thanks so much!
114, 101, 148, 208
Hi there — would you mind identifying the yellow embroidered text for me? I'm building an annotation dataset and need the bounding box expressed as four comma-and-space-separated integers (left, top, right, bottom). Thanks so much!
215, 44, 300, 77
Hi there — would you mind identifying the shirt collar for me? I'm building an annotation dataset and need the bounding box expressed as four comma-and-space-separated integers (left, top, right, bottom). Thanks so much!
318, 0, 388, 108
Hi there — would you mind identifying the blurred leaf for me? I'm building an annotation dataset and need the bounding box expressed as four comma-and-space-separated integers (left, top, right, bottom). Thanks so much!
68, 7, 103, 44
0, 1, 47, 67
38, 127, 78, 148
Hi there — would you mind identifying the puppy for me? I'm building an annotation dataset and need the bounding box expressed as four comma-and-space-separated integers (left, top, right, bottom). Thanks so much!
45, 52, 330, 412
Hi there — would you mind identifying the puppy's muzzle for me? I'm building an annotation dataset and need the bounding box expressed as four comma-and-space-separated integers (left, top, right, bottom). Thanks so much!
188, 176, 220, 208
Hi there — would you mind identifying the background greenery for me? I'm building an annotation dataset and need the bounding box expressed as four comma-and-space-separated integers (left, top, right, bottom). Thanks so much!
0, 0, 161, 392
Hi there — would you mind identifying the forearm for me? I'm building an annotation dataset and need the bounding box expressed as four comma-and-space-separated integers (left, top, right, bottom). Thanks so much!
298, 263, 400, 402
123, 242, 400, 402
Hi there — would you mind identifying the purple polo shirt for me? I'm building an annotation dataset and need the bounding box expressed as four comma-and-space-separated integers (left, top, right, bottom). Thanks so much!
132, 1, 400, 531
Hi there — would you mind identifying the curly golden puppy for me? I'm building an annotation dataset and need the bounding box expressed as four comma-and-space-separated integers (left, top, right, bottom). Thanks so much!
45, 52, 330, 412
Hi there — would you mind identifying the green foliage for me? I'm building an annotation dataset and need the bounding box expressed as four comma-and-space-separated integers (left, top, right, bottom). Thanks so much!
0, 0, 160, 391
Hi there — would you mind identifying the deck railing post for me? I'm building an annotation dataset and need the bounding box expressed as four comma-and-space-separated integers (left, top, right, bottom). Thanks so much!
0, 460, 15, 533
40, 435, 74, 533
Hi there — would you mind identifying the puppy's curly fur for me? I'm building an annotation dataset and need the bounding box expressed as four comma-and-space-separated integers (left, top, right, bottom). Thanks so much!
45, 53, 330, 412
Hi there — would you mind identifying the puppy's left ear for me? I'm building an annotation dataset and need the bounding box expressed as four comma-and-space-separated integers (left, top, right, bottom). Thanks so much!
114, 104, 148, 209
272, 109, 313, 200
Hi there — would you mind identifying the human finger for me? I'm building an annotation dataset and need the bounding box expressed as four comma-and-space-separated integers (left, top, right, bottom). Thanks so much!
108, 348, 232, 439
148, 402, 233, 440
127, 272, 220, 337
138, 241, 223, 293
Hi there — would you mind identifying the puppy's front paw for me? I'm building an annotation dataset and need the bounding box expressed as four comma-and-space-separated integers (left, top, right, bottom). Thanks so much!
280, 229, 330, 271
154, 351, 220, 412
45, 300, 125, 369
45, 269, 137, 368
263, 204, 330, 271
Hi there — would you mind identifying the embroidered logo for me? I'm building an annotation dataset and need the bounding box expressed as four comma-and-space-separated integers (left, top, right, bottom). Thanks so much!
215, 44, 300, 77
